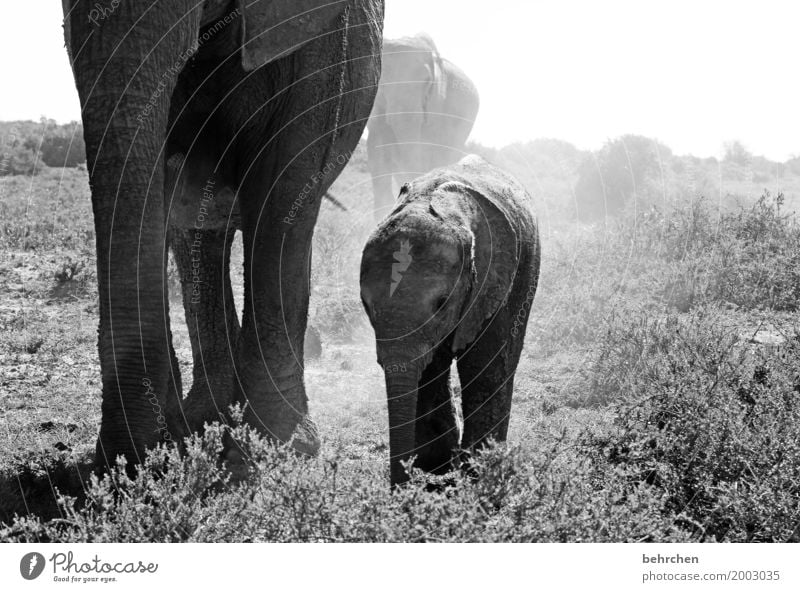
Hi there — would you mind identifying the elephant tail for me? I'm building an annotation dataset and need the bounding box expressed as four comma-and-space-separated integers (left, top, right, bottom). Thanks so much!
324, 190, 348, 212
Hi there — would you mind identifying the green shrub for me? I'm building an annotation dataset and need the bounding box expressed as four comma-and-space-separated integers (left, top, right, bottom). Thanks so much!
1, 421, 683, 542
0, 167, 94, 251
587, 308, 800, 541
624, 192, 800, 311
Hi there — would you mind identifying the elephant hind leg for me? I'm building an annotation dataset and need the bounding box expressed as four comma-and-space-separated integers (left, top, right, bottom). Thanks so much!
168, 227, 240, 438
414, 348, 460, 474
226, 2, 379, 457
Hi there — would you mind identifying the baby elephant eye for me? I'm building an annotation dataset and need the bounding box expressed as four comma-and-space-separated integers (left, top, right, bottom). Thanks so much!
434, 296, 448, 311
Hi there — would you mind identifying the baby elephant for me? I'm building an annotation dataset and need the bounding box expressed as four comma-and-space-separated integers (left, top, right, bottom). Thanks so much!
360, 155, 541, 485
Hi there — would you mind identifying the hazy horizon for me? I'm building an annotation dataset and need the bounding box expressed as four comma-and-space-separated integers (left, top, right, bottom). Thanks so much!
3, 1, 799, 160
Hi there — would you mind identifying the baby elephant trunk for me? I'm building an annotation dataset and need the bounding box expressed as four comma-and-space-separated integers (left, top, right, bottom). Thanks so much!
384, 362, 422, 486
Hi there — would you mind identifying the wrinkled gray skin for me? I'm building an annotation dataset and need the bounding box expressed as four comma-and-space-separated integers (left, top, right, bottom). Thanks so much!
63, 0, 384, 471
360, 155, 540, 485
367, 34, 480, 220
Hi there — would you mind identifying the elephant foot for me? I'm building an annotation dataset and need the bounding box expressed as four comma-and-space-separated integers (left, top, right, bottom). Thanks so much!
414, 416, 460, 475
286, 414, 320, 456
240, 408, 321, 457
221, 414, 319, 483
453, 449, 480, 483
414, 441, 458, 475
236, 375, 321, 456
222, 447, 250, 483
423, 474, 460, 493
167, 381, 232, 442
94, 439, 140, 477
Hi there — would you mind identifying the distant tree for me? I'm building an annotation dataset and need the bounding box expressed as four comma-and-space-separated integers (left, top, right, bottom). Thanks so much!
1, 145, 43, 176
39, 121, 86, 168
30, 118, 86, 168
0, 121, 47, 176
0, 118, 85, 176
723, 140, 752, 167
573, 135, 672, 221
785, 155, 800, 176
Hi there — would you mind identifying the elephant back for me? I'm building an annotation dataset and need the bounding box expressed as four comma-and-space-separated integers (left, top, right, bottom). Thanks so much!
441, 58, 480, 125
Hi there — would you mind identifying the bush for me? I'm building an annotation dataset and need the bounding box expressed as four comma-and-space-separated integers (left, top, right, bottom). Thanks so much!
1, 421, 684, 542
0, 143, 46, 176
529, 188, 800, 360
0, 168, 94, 251
627, 192, 800, 311
587, 308, 800, 541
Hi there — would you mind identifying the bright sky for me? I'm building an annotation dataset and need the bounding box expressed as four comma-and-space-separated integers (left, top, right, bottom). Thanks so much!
3, 1, 799, 160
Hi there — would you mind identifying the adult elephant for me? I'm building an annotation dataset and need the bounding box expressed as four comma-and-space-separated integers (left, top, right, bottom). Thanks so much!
366, 34, 479, 219
62, 0, 384, 470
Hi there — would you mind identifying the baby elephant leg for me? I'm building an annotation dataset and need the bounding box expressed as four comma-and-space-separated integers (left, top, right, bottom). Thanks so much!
456, 320, 525, 453
414, 348, 460, 474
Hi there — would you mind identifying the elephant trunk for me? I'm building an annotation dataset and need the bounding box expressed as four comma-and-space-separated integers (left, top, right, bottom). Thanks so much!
66, 1, 202, 469
384, 362, 423, 486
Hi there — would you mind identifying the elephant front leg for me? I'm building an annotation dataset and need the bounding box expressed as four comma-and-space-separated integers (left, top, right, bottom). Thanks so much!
65, 0, 202, 470
415, 348, 460, 474
169, 227, 240, 438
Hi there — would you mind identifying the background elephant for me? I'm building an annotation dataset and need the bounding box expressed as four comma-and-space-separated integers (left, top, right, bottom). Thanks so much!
63, 0, 384, 470
367, 34, 480, 220
360, 155, 540, 485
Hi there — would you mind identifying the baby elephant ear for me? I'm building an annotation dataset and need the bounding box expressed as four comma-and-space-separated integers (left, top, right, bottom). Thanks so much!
452, 185, 520, 354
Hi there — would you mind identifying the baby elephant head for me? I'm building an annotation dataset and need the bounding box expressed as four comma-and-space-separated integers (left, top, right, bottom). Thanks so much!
360, 170, 522, 484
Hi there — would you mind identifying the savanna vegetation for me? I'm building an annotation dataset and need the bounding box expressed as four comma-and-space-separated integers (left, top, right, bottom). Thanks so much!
1, 124, 798, 541
0, 119, 86, 176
